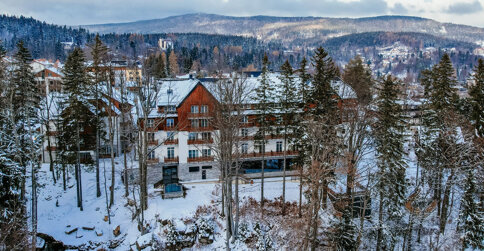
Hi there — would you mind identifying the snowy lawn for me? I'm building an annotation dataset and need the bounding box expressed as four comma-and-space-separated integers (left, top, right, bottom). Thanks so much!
28, 158, 302, 249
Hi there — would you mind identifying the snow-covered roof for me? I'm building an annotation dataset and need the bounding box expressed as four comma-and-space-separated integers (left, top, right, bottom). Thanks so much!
156, 78, 201, 107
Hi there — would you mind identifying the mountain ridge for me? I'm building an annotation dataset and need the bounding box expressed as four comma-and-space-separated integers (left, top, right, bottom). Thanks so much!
80, 13, 484, 46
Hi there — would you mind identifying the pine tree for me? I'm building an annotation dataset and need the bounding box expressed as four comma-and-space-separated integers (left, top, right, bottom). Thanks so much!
459, 169, 484, 250
332, 207, 357, 251
277, 60, 298, 215
0, 40, 31, 249
155, 53, 167, 78
295, 56, 310, 218
469, 58, 484, 138
342, 55, 373, 105
308, 47, 339, 210
373, 75, 407, 250
90, 34, 108, 198
60, 47, 95, 211
254, 54, 275, 210
418, 54, 460, 234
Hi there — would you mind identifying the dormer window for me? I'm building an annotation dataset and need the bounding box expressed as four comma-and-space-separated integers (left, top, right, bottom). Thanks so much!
166, 105, 176, 113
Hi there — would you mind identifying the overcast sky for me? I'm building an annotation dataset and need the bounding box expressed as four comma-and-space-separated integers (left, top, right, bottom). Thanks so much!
1, 0, 484, 27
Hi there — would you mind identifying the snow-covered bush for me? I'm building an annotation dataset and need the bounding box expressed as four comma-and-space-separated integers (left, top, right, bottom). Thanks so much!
195, 217, 215, 244
164, 221, 180, 249
237, 222, 252, 242
254, 222, 273, 251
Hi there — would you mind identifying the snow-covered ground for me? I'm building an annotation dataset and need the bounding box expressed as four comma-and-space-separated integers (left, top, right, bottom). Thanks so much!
27, 159, 302, 250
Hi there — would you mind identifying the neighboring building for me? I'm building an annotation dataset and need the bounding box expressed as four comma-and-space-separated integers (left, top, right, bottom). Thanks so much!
86, 60, 143, 85
158, 38, 174, 51
31, 60, 64, 95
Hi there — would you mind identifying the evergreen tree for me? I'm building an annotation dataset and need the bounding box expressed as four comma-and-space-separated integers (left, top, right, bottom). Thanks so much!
90, 34, 108, 198
469, 58, 484, 138
277, 60, 298, 215
60, 47, 95, 211
342, 55, 373, 105
418, 53, 460, 234
295, 56, 310, 218
459, 168, 484, 250
254, 54, 275, 209
308, 47, 339, 210
373, 75, 407, 250
332, 207, 357, 251
0, 40, 31, 249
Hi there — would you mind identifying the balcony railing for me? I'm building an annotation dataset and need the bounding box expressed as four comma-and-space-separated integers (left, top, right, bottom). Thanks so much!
187, 156, 214, 163
241, 150, 298, 159
188, 112, 211, 118
146, 158, 159, 164
148, 140, 158, 146
164, 139, 178, 145
187, 138, 214, 145
164, 156, 179, 163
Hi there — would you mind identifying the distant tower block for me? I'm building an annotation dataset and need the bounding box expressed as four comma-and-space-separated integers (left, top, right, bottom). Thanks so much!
158, 38, 174, 51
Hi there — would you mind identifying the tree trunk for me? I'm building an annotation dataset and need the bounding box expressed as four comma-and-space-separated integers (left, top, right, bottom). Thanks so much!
376, 191, 383, 251
261, 151, 265, 211
95, 84, 101, 198
76, 122, 83, 211
282, 134, 287, 215
299, 164, 303, 218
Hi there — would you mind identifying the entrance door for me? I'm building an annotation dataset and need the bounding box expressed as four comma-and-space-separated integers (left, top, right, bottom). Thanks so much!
163, 166, 178, 184
202, 170, 206, 180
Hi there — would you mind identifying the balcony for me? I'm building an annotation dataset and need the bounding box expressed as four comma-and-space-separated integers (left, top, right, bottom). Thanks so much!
187, 156, 214, 163
164, 156, 179, 163
164, 139, 178, 145
187, 138, 214, 145
148, 140, 158, 146
188, 126, 214, 132
188, 112, 211, 118
241, 150, 298, 159
146, 158, 159, 164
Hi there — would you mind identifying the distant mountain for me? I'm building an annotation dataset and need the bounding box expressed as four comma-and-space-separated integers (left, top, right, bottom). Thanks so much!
81, 13, 484, 45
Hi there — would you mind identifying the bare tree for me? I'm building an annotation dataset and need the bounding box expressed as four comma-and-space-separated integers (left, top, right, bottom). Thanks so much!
208, 73, 251, 248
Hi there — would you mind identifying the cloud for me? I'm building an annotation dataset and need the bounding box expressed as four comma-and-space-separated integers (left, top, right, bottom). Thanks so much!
0, 0, 389, 25
390, 3, 408, 14
446, 0, 483, 14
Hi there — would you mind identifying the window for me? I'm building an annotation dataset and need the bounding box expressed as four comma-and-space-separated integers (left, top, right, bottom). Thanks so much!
202, 165, 212, 169
242, 116, 248, 124
191, 119, 199, 128
146, 119, 154, 128
166, 118, 174, 127
166, 105, 176, 113
241, 143, 248, 154
167, 132, 175, 141
148, 149, 155, 160
167, 147, 174, 159
147, 132, 155, 142
256, 143, 265, 153
188, 132, 198, 140
200, 119, 208, 128
189, 166, 200, 172
241, 128, 249, 137
189, 150, 199, 158
201, 132, 211, 140
276, 141, 283, 152
191, 105, 199, 113
201, 105, 208, 113
202, 149, 211, 157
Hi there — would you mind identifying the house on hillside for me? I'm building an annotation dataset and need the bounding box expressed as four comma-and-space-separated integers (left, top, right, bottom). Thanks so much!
134, 73, 358, 186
